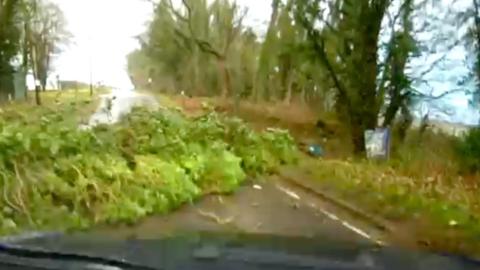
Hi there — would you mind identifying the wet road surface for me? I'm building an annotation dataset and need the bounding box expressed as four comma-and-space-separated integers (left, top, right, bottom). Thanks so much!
85, 88, 158, 126
89, 178, 386, 246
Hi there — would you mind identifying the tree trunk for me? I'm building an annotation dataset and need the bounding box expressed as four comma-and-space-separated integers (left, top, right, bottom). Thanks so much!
217, 57, 231, 99
396, 105, 413, 143
30, 45, 41, 105
419, 114, 429, 136
350, 115, 367, 155
193, 54, 202, 96
382, 95, 403, 127
352, 3, 388, 154
473, 0, 480, 93
35, 41, 48, 92
40, 73, 47, 92
300, 85, 307, 104
23, 22, 29, 100
41, 46, 51, 92
283, 72, 294, 105
35, 85, 41, 105
254, 0, 280, 102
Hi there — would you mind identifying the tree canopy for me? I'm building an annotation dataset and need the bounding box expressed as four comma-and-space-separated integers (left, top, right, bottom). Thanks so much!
0, 0, 69, 104
125, 0, 480, 153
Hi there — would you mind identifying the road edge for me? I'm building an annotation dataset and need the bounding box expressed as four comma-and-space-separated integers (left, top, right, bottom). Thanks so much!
278, 169, 392, 233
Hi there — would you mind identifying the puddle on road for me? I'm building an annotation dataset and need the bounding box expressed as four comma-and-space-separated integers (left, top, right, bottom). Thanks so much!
81, 88, 158, 128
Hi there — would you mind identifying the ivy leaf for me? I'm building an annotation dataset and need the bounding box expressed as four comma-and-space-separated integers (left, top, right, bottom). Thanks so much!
50, 141, 60, 156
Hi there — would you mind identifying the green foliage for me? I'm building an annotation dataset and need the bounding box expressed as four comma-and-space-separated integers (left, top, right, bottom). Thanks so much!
0, 0, 22, 100
457, 128, 480, 173
128, 0, 328, 105
0, 105, 298, 234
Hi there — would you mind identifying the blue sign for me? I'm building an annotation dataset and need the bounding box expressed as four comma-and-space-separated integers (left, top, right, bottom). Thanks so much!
365, 128, 391, 160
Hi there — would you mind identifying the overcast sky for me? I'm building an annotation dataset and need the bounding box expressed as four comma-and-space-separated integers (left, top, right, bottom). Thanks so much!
50, 0, 478, 124
51, 0, 152, 88
51, 0, 270, 89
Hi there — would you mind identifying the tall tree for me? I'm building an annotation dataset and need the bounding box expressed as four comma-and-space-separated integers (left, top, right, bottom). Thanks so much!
277, 0, 302, 104
136, 0, 248, 98
168, 0, 246, 98
458, 0, 480, 111
472, 0, 480, 106
131, 0, 329, 105
28, 0, 70, 93
381, 0, 417, 127
253, 0, 281, 102
127, 49, 152, 90
0, 0, 21, 101
294, 0, 391, 154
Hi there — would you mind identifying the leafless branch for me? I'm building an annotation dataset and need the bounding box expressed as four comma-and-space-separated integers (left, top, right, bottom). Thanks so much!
414, 41, 460, 80
166, 0, 188, 23
224, 4, 247, 53
376, 0, 411, 108
305, 26, 351, 111
167, 0, 223, 59
411, 88, 465, 100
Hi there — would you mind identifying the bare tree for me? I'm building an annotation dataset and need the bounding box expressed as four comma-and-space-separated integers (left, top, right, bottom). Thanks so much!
28, 0, 70, 95
167, 0, 246, 98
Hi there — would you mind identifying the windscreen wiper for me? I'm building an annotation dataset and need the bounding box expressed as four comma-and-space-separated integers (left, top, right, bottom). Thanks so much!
0, 242, 158, 270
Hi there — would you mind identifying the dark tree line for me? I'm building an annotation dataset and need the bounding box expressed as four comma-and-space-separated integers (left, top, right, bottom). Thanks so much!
129, 0, 479, 154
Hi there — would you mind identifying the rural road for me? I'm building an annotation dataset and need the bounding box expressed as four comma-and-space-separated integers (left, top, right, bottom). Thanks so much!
89, 178, 387, 247
83, 89, 386, 247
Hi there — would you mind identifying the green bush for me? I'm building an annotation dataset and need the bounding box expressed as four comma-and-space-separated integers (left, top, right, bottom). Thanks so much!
0, 106, 298, 234
457, 128, 480, 173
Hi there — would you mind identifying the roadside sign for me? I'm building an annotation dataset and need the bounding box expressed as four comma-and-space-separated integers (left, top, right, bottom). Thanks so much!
365, 128, 391, 160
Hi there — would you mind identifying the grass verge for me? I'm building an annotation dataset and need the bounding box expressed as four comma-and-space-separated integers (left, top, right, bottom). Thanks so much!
299, 157, 480, 256
3, 89, 103, 126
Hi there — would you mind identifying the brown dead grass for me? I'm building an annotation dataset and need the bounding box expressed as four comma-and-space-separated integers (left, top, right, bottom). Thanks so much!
170, 96, 352, 158
299, 158, 480, 257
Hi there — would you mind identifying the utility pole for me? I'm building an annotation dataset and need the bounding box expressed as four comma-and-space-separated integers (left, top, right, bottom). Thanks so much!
89, 53, 93, 97
32, 47, 41, 105
88, 20, 94, 97
23, 20, 29, 100
88, 37, 93, 97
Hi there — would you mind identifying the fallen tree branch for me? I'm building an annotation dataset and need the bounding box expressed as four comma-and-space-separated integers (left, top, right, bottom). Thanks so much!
197, 210, 234, 225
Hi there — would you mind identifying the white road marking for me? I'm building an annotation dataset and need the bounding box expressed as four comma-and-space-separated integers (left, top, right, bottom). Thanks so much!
318, 208, 339, 221
318, 208, 371, 239
277, 185, 300, 200
340, 221, 372, 240
276, 184, 379, 243
253, 184, 263, 190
